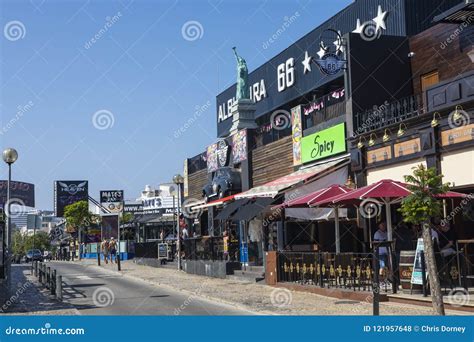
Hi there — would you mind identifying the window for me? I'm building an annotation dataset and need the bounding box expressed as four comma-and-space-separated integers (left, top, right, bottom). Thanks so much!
421, 71, 439, 93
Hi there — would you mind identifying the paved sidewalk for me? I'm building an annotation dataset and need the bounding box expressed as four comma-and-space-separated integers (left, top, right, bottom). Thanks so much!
74, 259, 466, 315
0, 264, 79, 315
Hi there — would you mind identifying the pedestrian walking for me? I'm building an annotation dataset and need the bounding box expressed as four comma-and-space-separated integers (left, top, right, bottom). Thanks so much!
109, 237, 117, 264
101, 239, 110, 264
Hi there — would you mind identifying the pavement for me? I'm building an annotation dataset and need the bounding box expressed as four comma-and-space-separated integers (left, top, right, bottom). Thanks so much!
2, 260, 471, 315
71, 259, 471, 315
0, 264, 78, 315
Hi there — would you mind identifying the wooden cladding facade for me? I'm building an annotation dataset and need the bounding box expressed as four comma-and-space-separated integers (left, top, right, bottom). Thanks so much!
409, 23, 474, 96
252, 136, 294, 187
187, 169, 208, 200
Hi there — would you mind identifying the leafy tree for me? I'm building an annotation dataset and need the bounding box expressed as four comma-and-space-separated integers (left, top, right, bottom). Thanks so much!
399, 164, 449, 315
12, 231, 26, 256
24, 232, 51, 252
64, 200, 93, 233
11, 231, 51, 255
63, 200, 100, 253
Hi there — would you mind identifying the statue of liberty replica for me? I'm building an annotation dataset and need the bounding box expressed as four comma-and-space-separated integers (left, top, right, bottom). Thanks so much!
229, 47, 257, 135
232, 47, 249, 100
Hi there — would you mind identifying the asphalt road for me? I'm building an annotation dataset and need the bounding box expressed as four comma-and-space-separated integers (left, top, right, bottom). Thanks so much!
49, 262, 250, 315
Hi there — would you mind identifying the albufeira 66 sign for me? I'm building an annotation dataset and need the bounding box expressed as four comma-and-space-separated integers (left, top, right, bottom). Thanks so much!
300, 123, 346, 164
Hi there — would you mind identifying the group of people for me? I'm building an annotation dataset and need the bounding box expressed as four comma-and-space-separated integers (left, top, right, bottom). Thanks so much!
100, 237, 118, 264
373, 217, 457, 284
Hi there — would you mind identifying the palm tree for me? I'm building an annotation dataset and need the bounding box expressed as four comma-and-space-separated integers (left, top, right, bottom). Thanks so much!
399, 164, 449, 315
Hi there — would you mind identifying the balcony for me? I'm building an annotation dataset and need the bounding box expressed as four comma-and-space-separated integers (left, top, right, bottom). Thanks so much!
354, 94, 425, 135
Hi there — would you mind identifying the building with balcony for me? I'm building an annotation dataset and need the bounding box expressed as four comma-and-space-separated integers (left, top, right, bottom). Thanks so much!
182, 0, 469, 279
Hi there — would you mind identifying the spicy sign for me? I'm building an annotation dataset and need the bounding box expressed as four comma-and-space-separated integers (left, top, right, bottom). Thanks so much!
300, 123, 346, 164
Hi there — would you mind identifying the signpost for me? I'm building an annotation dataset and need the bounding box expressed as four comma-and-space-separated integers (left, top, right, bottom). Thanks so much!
100, 190, 124, 271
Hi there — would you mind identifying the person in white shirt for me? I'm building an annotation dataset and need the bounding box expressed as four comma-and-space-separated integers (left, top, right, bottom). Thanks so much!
373, 222, 389, 273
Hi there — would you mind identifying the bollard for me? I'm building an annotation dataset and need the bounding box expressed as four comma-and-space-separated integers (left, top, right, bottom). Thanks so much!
56, 275, 63, 301
46, 267, 51, 289
51, 269, 56, 295
34, 261, 38, 277
97, 244, 101, 266
42, 264, 47, 285
38, 262, 43, 283
117, 254, 121, 271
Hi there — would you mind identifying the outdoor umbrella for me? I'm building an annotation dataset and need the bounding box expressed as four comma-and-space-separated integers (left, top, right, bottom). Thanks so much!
273, 184, 353, 253
273, 184, 352, 209
311, 179, 468, 242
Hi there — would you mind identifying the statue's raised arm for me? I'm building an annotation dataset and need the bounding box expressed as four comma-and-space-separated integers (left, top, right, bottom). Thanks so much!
232, 47, 249, 100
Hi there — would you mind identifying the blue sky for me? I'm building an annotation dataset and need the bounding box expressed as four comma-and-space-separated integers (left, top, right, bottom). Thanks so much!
0, 0, 351, 210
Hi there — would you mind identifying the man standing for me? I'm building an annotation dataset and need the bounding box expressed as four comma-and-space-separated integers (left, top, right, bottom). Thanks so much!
374, 222, 389, 281
101, 239, 109, 264
109, 237, 117, 264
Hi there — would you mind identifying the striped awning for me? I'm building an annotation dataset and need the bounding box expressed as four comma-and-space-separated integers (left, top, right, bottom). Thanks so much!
235, 155, 350, 199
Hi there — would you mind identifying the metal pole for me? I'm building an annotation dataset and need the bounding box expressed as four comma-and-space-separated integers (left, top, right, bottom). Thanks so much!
335, 207, 340, 254
177, 185, 181, 270
5, 164, 12, 287
38, 262, 43, 283
51, 269, 56, 295
117, 214, 121, 271
56, 274, 62, 301
97, 243, 101, 266
373, 246, 380, 316
385, 200, 393, 241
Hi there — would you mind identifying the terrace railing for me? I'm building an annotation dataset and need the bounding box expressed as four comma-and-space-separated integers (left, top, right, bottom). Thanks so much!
354, 94, 425, 135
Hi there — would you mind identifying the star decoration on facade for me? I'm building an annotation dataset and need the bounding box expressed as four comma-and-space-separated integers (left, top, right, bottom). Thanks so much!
317, 45, 326, 59
373, 5, 388, 31
302, 51, 312, 73
333, 30, 344, 54
353, 19, 363, 34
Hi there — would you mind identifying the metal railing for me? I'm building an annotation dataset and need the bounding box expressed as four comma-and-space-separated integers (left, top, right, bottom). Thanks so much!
277, 252, 382, 292
354, 94, 425, 135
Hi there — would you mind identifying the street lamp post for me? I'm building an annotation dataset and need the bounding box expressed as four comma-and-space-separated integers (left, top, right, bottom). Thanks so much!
3, 148, 18, 287
173, 174, 184, 270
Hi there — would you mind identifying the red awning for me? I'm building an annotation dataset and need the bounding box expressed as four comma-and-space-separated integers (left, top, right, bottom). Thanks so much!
235, 156, 349, 199
190, 194, 236, 211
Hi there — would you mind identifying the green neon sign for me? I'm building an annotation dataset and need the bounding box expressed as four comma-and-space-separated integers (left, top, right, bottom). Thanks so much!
301, 123, 346, 163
